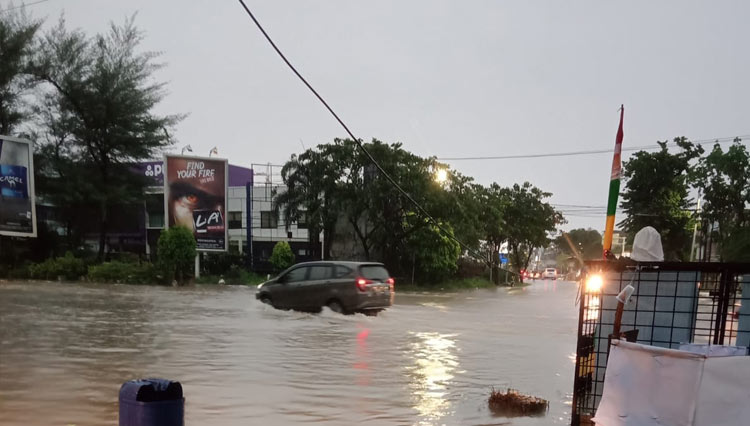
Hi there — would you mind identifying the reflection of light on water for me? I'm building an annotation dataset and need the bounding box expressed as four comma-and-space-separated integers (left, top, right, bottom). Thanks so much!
406, 332, 458, 424
353, 326, 371, 385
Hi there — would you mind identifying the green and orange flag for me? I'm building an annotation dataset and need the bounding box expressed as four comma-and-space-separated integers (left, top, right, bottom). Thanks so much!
603, 105, 624, 256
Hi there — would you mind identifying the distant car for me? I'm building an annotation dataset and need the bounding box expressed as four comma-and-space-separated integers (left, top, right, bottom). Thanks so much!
543, 268, 558, 280
532, 271, 541, 280
255, 261, 393, 314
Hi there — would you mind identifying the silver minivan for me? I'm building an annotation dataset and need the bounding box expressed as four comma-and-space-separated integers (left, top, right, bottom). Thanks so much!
255, 261, 394, 314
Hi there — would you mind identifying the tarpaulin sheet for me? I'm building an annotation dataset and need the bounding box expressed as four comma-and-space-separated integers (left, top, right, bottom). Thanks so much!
593, 340, 750, 426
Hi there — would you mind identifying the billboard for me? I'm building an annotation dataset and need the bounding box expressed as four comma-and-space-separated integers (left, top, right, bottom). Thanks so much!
0, 136, 36, 237
164, 155, 228, 251
131, 161, 164, 186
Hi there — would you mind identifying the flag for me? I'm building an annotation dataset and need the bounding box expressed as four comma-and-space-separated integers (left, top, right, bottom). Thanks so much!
603, 105, 624, 257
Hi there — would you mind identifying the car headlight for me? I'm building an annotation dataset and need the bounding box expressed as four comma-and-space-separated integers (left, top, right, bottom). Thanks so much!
257, 283, 264, 290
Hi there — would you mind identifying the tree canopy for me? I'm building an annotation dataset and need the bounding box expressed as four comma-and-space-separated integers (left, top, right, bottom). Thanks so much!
694, 139, 750, 261
30, 16, 181, 258
276, 138, 562, 284
619, 138, 703, 260
0, 6, 40, 134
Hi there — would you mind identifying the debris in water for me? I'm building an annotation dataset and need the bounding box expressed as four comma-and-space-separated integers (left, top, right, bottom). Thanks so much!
488, 388, 549, 417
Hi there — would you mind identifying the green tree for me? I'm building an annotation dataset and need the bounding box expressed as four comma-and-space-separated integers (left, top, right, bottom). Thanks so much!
694, 139, 750, 260
31, 16, 181, 259
0, 6, 40, 134
269, 241, 295, 272
554, 228, 603, 262
620, 138, 703, 260
478, 183, 510, 274
274, 146, 343, 260
502, 182, 562, 281
351, 139, 446, 270
276, 138, 457, 268
720, 227, 750, 262
403, 216, 461, 284
157, 226, 196, 285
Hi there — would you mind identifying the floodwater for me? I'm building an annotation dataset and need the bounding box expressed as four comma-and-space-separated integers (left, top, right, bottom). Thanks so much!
0, 280, 579, 425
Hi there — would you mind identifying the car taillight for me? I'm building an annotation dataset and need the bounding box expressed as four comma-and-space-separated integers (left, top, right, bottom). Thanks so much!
386, 277, 395, 290
356, 278, 372, 291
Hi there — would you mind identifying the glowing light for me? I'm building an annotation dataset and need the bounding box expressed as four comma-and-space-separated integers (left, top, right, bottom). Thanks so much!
585, 274, 604, 293
435, 168, 448, 183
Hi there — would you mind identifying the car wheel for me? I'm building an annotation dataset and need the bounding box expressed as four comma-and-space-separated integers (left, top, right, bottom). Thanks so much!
326, 300, 344, 314
259, 295, 272, 305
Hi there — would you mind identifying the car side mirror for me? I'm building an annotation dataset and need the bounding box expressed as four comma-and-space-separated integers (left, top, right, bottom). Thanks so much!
276, 275, 286, 284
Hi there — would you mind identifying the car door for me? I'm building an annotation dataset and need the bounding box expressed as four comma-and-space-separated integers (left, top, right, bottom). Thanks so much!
330, 264, 356, 307
274, 266, 308, 309
303, 265, 333, 309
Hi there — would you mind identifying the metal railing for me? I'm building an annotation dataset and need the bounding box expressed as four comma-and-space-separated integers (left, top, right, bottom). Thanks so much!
571, 261, 750, 425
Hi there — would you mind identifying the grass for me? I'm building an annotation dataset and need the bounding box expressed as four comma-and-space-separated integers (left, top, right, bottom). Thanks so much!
195, 270, 268, 286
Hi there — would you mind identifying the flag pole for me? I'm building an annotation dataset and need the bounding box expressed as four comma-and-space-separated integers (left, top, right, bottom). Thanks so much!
603, 105, 624, 258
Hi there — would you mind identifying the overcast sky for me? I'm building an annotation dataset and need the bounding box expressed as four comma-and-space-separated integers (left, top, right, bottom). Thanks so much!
18, 0, 750, 231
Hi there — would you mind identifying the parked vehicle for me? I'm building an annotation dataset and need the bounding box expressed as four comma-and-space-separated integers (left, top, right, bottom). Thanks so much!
255, 261, 393, 314
543, 268, 558, 280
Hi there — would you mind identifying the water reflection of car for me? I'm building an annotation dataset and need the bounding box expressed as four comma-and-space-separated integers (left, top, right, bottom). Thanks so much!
543, 268, 558, 280
256, 261, 394, 314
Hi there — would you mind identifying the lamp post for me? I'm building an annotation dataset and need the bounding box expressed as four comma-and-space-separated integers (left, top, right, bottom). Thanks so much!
181, 145, 193, 155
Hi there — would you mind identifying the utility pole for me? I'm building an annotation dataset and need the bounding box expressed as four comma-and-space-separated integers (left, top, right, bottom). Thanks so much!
690, 196, 702, 261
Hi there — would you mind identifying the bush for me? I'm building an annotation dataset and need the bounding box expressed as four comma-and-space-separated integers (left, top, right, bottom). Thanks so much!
108, 252, 141, 264
0, 263, 30, 279
405, 221, 461, 284
157, 226, 197, 284
269, 241, 295, 272
202, 251, 244, 275
88, 261, 159, 284
56, 252, 88, 280
29, 252, 86, 281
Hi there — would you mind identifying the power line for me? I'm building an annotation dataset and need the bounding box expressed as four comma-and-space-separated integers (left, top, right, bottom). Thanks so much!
552, 204, 607, 208
437, 135, 748, 161
235, 0, 488, 264
0, 0, 53, 13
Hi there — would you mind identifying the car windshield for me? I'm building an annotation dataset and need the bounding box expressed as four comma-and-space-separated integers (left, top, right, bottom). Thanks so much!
359, 265, 389, 281
546, 268, 556, 272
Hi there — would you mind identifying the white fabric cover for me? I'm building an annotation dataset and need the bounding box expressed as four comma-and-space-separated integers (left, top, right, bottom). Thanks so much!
593, 340, 750, 426
694, 356, 750, 425
679, 343, 748, 357
630, 226, 664, 262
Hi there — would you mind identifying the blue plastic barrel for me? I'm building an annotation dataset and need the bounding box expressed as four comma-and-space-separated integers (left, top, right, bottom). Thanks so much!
119, 378, 184, 426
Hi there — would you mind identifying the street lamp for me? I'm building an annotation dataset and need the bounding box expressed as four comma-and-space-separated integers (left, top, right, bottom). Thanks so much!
181, 144, 193, 155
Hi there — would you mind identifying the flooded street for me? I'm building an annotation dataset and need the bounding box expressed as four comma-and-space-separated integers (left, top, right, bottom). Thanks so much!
0, 280, 578, 425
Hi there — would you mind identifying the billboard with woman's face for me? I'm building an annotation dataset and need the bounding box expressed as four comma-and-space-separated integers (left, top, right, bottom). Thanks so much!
164, 155, 227, 251
0, 136, 36, 237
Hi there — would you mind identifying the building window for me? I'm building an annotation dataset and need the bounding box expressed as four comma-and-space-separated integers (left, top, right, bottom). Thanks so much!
298, 248, 308, 256
147, 212, 165, 229
145, 193, 164, 229
228, 212, 243, 229
261, 211, 277, 228
297, 214, 308, 229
